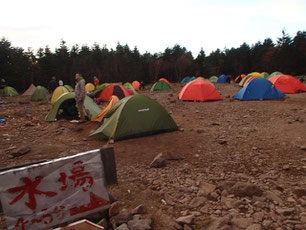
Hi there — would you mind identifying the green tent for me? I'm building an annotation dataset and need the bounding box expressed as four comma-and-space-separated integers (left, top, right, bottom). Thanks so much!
37, 85, 48, 92
123, 82, 138, 95
64, 85, 74, 92
267, 71, 283, 79
4, 86, 19, 96
150, 81, 171, 91
94, 83, 110, 94
261, 72, 269, 78
90, 95, 178, 140
209, 76, 218, 83
45, 92, 101, 122
31, 87, 49, 101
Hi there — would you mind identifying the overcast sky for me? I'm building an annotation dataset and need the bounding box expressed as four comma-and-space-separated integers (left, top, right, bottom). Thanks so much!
1, 0, 305, 57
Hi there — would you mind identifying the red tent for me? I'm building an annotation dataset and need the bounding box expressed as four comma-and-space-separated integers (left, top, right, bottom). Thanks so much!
179, 79, 223, 101
269, 74, 306, 93
98, 84, 130, 102
159, 78, 171, 85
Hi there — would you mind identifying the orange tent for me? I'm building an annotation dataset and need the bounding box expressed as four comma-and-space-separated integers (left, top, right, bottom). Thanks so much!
243, 75, 263, 86
179, 79, 223, 101
234, 74, 246, 83
159, 78, 171, 85
269, 74, 306, 94
132, 81, 140, 91
98, 84, 130, 102
91, 96, 119, 122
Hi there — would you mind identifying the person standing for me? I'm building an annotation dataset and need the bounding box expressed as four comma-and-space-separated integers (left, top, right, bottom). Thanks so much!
93, 76, 100, 87
58, 80, 64, 86
0, 78, 6, 98
48, 76, 58, 93
74, 73, 86, 123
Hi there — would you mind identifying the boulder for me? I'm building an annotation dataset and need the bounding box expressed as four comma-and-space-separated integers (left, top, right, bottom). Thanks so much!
127, 218, 152, 230
150, 153, 166, 168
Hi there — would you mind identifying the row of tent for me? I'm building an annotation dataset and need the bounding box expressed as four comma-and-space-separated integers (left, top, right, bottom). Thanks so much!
181, 75, 231, 84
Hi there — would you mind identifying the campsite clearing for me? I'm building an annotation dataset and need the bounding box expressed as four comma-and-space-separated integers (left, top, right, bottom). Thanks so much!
0, 83, 306, 229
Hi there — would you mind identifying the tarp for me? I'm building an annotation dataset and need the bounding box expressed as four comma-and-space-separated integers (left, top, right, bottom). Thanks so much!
132, 81, 140, 91
179, 79, 223, 101
217, 75, 230, 83
91, 96, 119, 122
85, 83, 95, 93
90, 95, 178, 140
31, 87, 49, 101
209, 76, 218, 83
159, 78, 170, 85
64, 85, 74, 92
234, 78, 285, 100
45, 92, 101, 122
98, 84, 130, 102
269, 74, 306, 93
22, 84, 36, 96
181, 77, 191, 84
4, 86, 18, 96
151, 81, 171, 91
51, 86, 69, 104
124, 82, 138, 95
268, 71, 283, 79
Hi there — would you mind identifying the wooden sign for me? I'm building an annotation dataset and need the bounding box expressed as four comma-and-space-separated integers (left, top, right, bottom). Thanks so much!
0, 148, 114, 230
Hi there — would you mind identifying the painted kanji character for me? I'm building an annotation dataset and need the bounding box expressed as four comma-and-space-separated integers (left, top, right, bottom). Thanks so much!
9, 176, 57, 210
68, 160, 94, 192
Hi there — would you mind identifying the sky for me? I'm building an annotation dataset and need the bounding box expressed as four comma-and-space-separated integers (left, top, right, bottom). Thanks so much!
1, 0, 305, 57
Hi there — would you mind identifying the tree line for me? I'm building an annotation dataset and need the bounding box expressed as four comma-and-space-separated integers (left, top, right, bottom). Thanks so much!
0, 30, 305, 92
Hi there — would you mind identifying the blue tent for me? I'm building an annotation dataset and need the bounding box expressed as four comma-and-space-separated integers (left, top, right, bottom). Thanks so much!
217, 75, 229, 83
190, 76, 196, 81
181, 77, 191, 84
233, 78, 285, 100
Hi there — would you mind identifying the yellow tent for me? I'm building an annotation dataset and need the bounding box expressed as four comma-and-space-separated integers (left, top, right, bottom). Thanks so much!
85, 83, 95, 93
51, 86, 69, 104
91, 96, 119, 122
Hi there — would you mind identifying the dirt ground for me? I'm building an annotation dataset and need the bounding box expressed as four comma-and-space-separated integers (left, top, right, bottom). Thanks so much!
0, 83, 306, 230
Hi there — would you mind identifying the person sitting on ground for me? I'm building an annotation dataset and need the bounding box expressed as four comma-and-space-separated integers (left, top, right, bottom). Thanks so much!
0, 78, 6, 98
48, 76, 58, 93
75, 73, 87, 123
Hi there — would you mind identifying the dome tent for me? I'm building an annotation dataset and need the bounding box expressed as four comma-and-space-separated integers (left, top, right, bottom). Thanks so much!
269, 74, 306, 93
159, 78, 170, 85
31, 87, 49, 101
90, 95, 178, 141
132, 81, 140, 91
209, 76, 218, 83
98, 84, 130, 102
267, 71, 282, 79
22, 84, 36, 96
50, 86, 69, 104
217, 75, 230, 83
150, 81, 171, 91
234, 78, 285, 100
4, 86, 18, 96
179, 79, 222, 102
181, 77, 191, 84
124, 82, 138, 95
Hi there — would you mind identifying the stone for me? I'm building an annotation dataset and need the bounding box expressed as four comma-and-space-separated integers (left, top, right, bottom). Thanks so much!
109, 201, 120, 217
127, 219, 152, 230
276, 208, 295, 216
246, 224, 262, 230
211, 122, 220, 126
197, 128, 205, 134
282, 164, 290, 170
189, 197, 206, 208
205, 216, 231, 230
10, 145, 31, 158
264, 191, 283, 204
231, 217, 253, 229
176, 215, 194, 225
218, 139, 227, 145
262, 220, 272, 228
293, 187, 306, 197
230, 182, 263, 197
150, 153, 166, 168
111, 209, 132, 226
300, 145, 306, 151
117, 223, 130, 230
164, 193, 176, 206
197, 182, 216, 197
221, 196, 236, 209
252, 212, 264, 223
184, 224, 193, 230
164, 152, 184, 160
132, 204, 146, 215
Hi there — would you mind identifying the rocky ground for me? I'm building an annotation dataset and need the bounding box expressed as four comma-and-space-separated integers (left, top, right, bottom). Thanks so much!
0, 83, 306, 230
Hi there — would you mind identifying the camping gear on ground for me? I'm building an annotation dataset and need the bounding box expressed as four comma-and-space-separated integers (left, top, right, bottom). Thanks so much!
22, 84, 36, 96
269, 74, 306, 93
97, 84, 130, 102
45, 92, 101, 121
217, 75, 230, 83
31, 87, 49, 101
4, 86, 18, 96
179, 79, 222, 101
234, 78, 285, 100
91, 96, 119, 122
150, 81, 171, 91
90, 95, 178, 140
51, 86, 69, 104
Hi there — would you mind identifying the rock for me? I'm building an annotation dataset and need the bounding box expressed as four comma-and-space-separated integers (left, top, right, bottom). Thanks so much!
262, 220, 272, 228
10, 145, 31, 158
197, 182, 216, 197
111, 209, 132, 226
74, 126, 84, 132
205, 216, 231, 230
300, 145, 306, 151
184, 224, 193, 230
150, 153, 166, 168
127, 218, 152, 230
109, 201, 120, 217
211, 122, 220, 126
275, 208, 295, 216
282, 164, 290, 170
132, 204, 146, 215
246, 224, 262, 230
189, 197, 206, 208
97, 218, 108, 229
164, 152, 184, 160
164, 193, 176, 206
293, 187, 306, 197
231, 217, 253, 229
197, 128, 205, 134
252, 212, 264, 223
228, 182, 263, 197
264, 191, 283, 204
109, 139, 115, 144
221, 196, 236, 209
176, 215, 194, 225
117, 223, 130, 230
218, 139, 227, 145
208, 191, 219, 201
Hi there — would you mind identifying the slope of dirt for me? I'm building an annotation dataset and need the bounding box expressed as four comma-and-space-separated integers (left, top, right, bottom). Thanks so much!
0, 83, 306, 229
